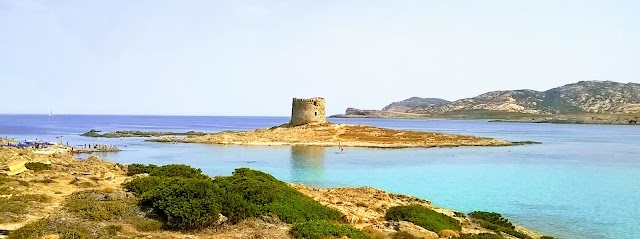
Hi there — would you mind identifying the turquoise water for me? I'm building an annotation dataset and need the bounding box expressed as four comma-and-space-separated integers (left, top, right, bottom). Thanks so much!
1, 115, 639, 239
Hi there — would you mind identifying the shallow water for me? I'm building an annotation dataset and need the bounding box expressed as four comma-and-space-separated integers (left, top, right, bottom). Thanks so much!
1, 115, 639, 239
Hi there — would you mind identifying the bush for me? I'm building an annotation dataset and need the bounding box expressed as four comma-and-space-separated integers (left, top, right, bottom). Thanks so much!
214, 168, 343, 224
458, 233, 505, 239
123, 176, 163, 196
123, 167, 345, 231
25, 162, 51, 171
540, 236, 556, 239
126, 164, 158, 176
140, 177, 222, 230
149, 164, 209, 179
468, 211, 530, 239
385, 205, 461, 232
290, 220, 368, 239
65, 190, 137, 221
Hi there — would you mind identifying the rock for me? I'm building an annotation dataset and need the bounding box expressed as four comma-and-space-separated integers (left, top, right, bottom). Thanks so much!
217, 214, 229, 224
397, 221, 439, 239
438, 229, 460, 238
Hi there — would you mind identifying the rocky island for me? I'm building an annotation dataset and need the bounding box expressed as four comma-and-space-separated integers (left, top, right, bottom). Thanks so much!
333, 81, 640, 125
147, 97, 526, 148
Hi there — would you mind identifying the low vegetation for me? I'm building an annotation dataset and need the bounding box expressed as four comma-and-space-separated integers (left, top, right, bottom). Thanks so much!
24, 162, 52, 171
385, 204, 461, 232
65, 190, 137, 221
290, 220, 368, 239
214, 168, 344, 224
126, 163, 158, 176
123, 164, 349, 236
9, 188, 163, 239
8, 218, 118, 239
468, 211, 531, 239
458, 233, 505, 239
0, 193, 51, 223
140, 177, 223, 229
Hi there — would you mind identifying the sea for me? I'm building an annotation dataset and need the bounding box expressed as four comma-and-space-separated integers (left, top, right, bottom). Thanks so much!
0, 114, 638, 239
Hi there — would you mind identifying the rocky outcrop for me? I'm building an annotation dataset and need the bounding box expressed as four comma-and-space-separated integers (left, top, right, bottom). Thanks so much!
382, 97, 450, 113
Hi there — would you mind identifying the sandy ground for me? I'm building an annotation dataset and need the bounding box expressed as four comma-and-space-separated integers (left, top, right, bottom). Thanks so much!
153, 123, 513, 148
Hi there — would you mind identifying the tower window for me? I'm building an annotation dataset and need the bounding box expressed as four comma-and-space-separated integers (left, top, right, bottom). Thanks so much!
313, 101, 317, 106
315, 112, 318, 116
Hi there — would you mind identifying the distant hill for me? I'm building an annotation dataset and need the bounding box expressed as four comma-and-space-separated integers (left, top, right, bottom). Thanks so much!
381, 97, 450, 113
385, 81, 640, 114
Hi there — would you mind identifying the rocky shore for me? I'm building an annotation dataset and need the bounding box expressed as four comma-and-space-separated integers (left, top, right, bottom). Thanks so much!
147, 122, 525, 148
81, 129, 208, 138
0, 147, 550, 239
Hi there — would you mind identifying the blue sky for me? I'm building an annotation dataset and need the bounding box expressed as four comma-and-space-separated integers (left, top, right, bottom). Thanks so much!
1, 0, 639, 116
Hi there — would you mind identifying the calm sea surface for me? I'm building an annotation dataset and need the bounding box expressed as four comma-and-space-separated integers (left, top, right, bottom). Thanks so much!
1, 115, 638, 239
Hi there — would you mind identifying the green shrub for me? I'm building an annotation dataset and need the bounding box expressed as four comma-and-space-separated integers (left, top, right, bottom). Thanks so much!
149, 164, 209, 179
140, 177, 222, 230
65, 190, 137, 221
24, 162, 51, 171
453, 211, 466, 217
123, 167, 344, 230
458, 233, 505, 239
126, 164, 158, 176
540, 236, 556, 239
214, 168, 343, 224
290, 220, 368, 239
385, 205, 461, 232
468, 211, 530, 239
123, 176, 163, 196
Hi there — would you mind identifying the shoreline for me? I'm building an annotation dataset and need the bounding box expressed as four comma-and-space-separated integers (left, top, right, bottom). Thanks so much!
330, 112, 640, 126
0, 146, 550, 239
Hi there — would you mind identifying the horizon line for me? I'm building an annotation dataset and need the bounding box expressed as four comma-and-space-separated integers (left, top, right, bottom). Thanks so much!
0, 113, 292, 117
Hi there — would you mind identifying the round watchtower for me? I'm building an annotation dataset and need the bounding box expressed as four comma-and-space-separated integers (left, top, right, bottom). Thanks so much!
290, 97, 326, 126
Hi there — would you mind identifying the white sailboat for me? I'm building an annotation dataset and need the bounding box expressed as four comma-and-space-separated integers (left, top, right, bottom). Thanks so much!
49, 110, 53, 117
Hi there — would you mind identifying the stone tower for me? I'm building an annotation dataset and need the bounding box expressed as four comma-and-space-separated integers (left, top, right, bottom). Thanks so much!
290, 97, 326, 126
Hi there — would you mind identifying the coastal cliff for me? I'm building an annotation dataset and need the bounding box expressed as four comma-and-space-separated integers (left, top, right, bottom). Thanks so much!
333, 81, 640, 124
